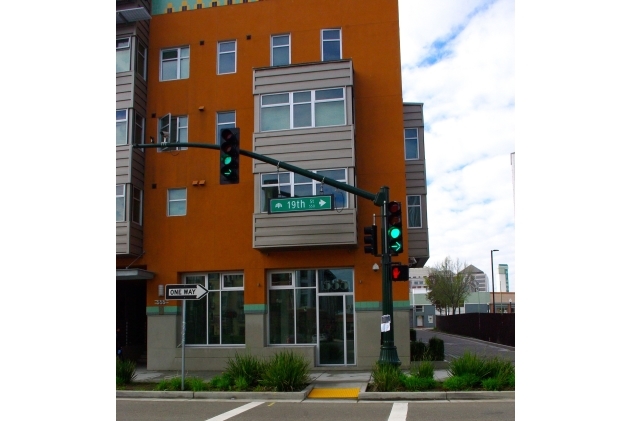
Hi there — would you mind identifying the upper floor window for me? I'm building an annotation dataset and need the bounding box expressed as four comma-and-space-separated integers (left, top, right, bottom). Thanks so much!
136, 41, 147, 80
132, 186, 143, 225
116, 38, 131, 72
271, 34, 290, 66
168, 188, 186, 216
218, 41, 236, 74
260, 88, 345, 132
216, 111, 236, 144
321, 29, 341, 61
116, 184, 125, 222
116, 109, 128, 145
260, 169, 348, 213
407, 195, 422, 228
134, 112, 145, 149
158, 114, 188, 151
404, 128, 419, 160
160, 46, 189, 81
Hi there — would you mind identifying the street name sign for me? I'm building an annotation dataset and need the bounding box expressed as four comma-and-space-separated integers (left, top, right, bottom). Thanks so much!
165, 284, 209, 300
268, 195, 334, 214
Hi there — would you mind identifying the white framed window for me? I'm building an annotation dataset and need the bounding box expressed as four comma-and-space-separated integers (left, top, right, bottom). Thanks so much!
132, 186, 143, 225
136, 41, 147, 79
158, 114, 188, 151
260, 88, 345, 132
404, 128, 419, 160
116, 184, 125, 222
116, 109, 128, 145
184, 272, 245, 345
216, 111, 236, 144
168, 188, 186, 216
134, 112, 145, 149
160, 46, 190, 81
218, 41, 236, 74
271, 34, 290, 66
260, 169, 348, 212
116, 37, 131, 72
321, 29, 341, 61
407, 195, 422, 228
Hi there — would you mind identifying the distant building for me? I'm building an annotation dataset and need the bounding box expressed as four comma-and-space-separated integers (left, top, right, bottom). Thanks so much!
461, 264, 488, 292
498, 264, 509, 292
408, 267, 431, 292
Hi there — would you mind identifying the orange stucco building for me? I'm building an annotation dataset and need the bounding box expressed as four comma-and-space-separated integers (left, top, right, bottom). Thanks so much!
116, 0, 429, 370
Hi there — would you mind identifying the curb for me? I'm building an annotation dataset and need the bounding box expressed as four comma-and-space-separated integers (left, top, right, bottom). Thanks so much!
116, 388, 514, 401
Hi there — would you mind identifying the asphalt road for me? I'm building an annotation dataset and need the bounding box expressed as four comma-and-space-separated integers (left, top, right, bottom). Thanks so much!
116, 400, 515, 421
413, 329, 515, 362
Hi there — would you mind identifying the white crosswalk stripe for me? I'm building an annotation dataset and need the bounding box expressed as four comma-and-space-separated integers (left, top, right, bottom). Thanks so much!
205, 401, 264, 421
388, 402, 408, 421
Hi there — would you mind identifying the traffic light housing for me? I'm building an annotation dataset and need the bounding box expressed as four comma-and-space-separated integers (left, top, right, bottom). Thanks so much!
363, 225, 378, 255
219, 128, 240, 184
391, 263, 409, 281
386, 201, 404, 255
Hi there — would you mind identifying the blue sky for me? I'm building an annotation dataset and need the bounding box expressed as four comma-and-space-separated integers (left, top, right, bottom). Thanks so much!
399, 0, 515, 291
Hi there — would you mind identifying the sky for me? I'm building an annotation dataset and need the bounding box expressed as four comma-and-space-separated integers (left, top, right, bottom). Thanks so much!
398, 0, 515, 292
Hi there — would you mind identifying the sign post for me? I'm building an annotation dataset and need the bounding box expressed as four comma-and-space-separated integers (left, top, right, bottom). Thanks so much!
164, 284, 210, 390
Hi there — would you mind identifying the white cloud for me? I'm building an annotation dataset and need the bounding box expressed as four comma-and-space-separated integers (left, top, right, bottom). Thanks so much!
399, 0, 515, 290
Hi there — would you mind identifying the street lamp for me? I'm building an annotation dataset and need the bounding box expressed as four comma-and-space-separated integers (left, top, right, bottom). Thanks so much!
491, 249, 499, 313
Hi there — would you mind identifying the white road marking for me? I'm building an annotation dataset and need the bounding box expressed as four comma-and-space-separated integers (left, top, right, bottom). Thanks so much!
388, 402, 408, 421
205, 401, 264, 421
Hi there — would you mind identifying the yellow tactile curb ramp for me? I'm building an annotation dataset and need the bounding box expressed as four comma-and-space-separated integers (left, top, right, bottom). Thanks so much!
307, 387, 360, 399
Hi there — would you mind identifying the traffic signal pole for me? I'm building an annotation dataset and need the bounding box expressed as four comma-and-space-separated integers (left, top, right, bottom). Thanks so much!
135, 142, 400, 366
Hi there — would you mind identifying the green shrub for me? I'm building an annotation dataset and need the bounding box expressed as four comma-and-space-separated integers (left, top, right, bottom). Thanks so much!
443, 374, 479, 391
260, 350, 310, 392
155, 376, 186, 391
484, 356, 515, 379
410, 360, 434, 379
188, 377, 209, 392
448, 352, 491, 379
402, 375, 436, 391
116, 357, 137, 385
481, 377, 502, 391
225, 352, 265, 389
371, 363, 402, 392
428, 336, 444, 361
210, 373, 233, 391
410, 340, 427, 362
233, 376, 249, 391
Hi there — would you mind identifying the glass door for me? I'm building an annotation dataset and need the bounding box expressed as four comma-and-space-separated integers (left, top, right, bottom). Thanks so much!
317, 293, 355, 365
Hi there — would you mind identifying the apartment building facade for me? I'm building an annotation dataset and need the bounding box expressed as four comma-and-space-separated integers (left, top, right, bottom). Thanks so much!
116, 0, 429, 370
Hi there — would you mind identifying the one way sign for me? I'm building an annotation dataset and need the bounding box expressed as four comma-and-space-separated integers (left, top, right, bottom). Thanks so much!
165, 284, 209, 300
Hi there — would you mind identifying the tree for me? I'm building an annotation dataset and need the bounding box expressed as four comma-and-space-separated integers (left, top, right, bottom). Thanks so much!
424, 257, 475, 315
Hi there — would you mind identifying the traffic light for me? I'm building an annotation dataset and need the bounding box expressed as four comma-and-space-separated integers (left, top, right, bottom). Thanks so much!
219, 128, 240, 184
363, 225, 378, 255
391, 263, 409, 281
386, 201, 404, 255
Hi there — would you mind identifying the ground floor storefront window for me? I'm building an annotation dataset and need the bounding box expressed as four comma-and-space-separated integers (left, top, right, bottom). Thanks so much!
184, 272, 245, 345
268, 268, 355, 365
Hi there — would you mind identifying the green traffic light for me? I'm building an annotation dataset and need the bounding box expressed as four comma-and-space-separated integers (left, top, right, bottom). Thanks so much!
388, 226, 401, 239
223, 156, 232, 165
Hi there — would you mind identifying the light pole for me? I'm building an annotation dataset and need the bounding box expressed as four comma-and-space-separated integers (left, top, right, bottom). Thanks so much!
491, 249, 499, 313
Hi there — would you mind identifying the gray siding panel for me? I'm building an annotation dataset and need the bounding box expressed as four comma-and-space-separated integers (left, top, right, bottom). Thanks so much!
117, 146, 131, 184
403, 103, 429, 265
252, 61, 356, 250
116, 73, 134, 110
253, 210, 357, 248
253, 126, 354, 173
254, 61, 353, 94
117, 223, 130, 254
129, 224, 143, 256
